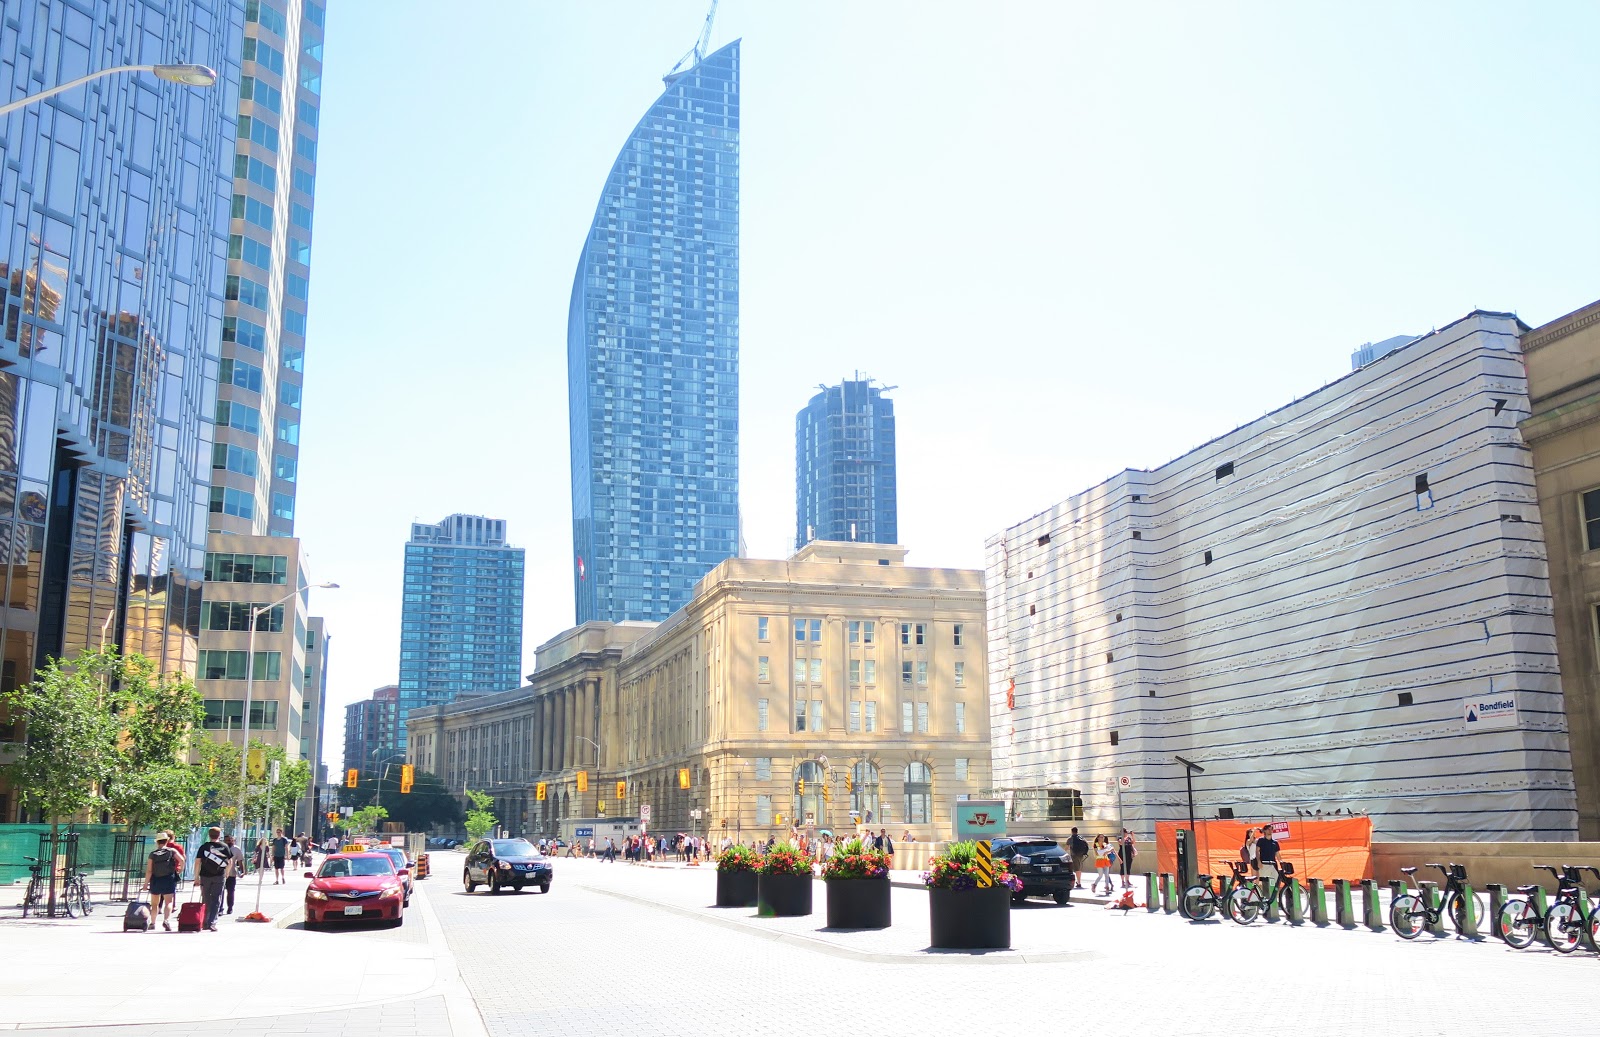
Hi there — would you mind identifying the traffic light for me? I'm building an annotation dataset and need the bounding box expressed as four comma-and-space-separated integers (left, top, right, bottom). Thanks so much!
576, 770, 589, 792
345, 768, 358, 789
822, 784, 832, 803
615, 781, 626, 801
797, 779, 805, 796
326, 811, 338, 824
400, 764, 415, 794
846, 774, 853, 792
536, 782, 547, 802
678, 768, 690, 789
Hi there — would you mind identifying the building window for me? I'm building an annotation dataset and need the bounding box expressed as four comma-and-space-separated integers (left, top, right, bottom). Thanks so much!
863, 621, 875, 644
902, 662, 913, 685
202, 699, 278, 730
954, 661, 965, 687
794, 659, 806, 684
953, 623, 964, 647
758, 656, 770, 682
198, 650, 281, 681
850, 659, 861, 684
904, 762, 932, 824
851, 761, 880, 821
810, 658, 822, 683
955, 758, 969, 781
916, 702, 929, 733
794, 618, 806, 642
809, 619, 822, 642
758, 616, 769, 641
865, 701, 878, 732
201, 602, 284, 632
795, 699, 808, 732
955, 702, 966, 734
901, 702, 913, 733
755, 757, 772, 781
864, 659, 876, 685
810, 700, 823, 732
1584, 489, 1600, 550
757, 698, 768, 732
916, 661, 928, 685
900, 623, 911, 645
756, 794, 772, 826
849, 701, 861, 732
849, 621, 861, 643
915, 623, 927, 645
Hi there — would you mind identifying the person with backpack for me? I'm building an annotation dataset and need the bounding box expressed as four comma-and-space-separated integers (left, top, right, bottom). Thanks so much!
141, 834, 182, 931
195, 827, 233, 931
1119, 829, 1137, 889
271, 828, 290, 884
1068, 827, 1090, 889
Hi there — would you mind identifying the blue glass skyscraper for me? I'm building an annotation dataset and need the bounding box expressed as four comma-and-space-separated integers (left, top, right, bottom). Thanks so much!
397, 514, 524, 749
568, 40, 740, 624
796, 379, 898, 549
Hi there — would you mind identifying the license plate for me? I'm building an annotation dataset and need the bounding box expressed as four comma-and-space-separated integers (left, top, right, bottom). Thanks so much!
1038, 865, 1055, 872
343, 905, 363, 916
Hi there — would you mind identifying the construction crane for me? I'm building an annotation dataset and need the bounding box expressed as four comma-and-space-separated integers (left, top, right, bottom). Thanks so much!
664, 0, 719, 84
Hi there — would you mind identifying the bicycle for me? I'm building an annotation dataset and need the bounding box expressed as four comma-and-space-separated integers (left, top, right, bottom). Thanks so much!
1502, 864, 1600, 953
1225, 860, 1297, 924
1389, 862, 1485, 939
19, 856, 46, 918
1181, 861, 1249, 921
61, 868, 93, 918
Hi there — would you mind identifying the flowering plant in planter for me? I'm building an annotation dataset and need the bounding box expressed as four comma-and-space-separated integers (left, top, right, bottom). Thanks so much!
715, 844, 761, 873
922, 840, 1023, 892
820, 838, 891, 881
757, 841, 814, 877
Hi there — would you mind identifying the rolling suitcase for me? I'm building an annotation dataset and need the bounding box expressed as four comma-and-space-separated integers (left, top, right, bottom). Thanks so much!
177, 896, 207, 932
124, 899, 152, 931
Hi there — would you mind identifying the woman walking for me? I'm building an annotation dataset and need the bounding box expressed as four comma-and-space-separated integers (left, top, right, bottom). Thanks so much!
1092, 835, 1115, 896
141, 834, 181, 931
1119, 829, 1137, 889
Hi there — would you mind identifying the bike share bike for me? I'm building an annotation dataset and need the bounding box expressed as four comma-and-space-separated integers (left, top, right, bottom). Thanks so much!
1180, 861, 1249, 921
1499, 863, 1600, 953
1226, 860, 1297, 924
1389, 862, 1484, 939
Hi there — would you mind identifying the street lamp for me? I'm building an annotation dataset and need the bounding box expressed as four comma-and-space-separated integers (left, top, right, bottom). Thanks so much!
574, 735, 600, 819
1174, 755, 1206, 888
0, 63, 218, 118
233, 581, 339, 841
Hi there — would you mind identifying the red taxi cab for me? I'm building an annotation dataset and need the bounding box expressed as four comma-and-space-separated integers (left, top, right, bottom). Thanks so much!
303, 852, 405, 929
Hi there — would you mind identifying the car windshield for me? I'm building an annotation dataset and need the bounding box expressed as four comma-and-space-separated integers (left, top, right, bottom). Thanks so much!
380, 849, 406, 865
492, 839, 539, 857
319, 857, 395, 878
1010, 842, 1063, 854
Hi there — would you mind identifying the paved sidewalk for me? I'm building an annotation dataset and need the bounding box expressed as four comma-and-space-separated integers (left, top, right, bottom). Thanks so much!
0, 865, 484, 1035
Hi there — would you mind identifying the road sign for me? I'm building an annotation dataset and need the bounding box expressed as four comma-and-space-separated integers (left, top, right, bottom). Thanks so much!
640, 804, 651, 823
1270, 820, 1291, 839
247, 749, 266, 780
953, 799, 1007, 841
690, 809, 702, 820
269, 759, 281, 786
1104, 779, 1116, 794
1463, 693, 1517, 730
575, 826, 593, 838
974, 839, 994, 888
1119, 775, 1132, 789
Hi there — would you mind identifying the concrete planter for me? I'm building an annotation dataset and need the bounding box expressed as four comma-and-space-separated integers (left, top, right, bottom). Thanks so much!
928, 885, 1011, 949
756, 872, 813, 917
714, 869, 758, 908
824, 877, 891, 929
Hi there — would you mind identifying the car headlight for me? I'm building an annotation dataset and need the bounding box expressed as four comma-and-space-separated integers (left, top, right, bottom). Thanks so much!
1011, 854, 1030, 865
498, 861, 511, 869
307, 889, 328, 901
380, 885, 402, 899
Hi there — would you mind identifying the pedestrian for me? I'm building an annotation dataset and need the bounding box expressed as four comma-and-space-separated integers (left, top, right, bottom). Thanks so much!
1240, 827, 1259, 876
1092, 835, 1114, 895
1119, 829, 1137, 889
195, 826, 232, 931
271, 828, 289, 884
1255, 826, 1281, 888
1068, 827, 1089, 888
902, 830, 914, 844
223, 834, 246, 914
162, 829, 186, 879
881, 829, 895, 857
298, 833, 312, 865
324, 834, 339, 854
141, 834, 181, 931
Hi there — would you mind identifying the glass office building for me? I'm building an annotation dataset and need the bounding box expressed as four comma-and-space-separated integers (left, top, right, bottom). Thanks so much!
568, 40, 740, 624
397, 514, 524, 749
796, 379, 898, 549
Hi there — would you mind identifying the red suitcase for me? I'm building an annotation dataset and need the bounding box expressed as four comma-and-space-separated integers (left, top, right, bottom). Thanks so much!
177, 900, 207, 932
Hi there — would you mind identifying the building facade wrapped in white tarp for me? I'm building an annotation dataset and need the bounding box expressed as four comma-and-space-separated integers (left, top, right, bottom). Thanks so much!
986, 311, 1579, 840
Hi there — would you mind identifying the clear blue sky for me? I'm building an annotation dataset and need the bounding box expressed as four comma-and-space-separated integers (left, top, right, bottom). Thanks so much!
300, 0, 1600, 771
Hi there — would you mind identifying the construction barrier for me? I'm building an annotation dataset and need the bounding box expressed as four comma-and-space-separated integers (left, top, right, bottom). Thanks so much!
1155, 818, 1373, 883
415, 853, 430, 880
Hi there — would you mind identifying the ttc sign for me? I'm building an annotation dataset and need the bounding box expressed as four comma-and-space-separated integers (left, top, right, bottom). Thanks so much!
953, 799, 1008, 842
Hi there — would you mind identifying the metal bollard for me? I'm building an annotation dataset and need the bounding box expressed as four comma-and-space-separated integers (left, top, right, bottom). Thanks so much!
1486, 884, 1506, 941
1457, 883, 1481, 940
1146, 872, 1160, 912
1160, 873, 1177, 913
1363, 880, 1386, 931
1419, 881, 1445, 937
1334, 879, 1357, 929
1308, 878, 1329, 926
1284, 878, 1305, 925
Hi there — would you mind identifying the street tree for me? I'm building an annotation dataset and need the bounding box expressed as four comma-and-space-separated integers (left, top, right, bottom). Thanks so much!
464, 788, 497, 841
103, 652, 206, 841
345, 805, 388, 836
0, 647, 123, 830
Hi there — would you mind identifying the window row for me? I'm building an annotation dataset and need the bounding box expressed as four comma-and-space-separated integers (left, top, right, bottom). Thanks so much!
201, 601, 284, 632
198, 650, 282, 681
755, 616, 966, 648
753, 697, 966, 735
201, 699, 279, 730
205, 552, 289, 584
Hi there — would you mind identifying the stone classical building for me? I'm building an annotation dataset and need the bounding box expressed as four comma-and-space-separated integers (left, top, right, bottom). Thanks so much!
406, 542, 989, 842
1519, 297, 1600, 840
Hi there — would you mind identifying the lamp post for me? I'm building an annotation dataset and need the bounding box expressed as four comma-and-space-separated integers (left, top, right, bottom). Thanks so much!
0, 63, 217, 118
233, 581, 339, 841
575, 735, 600, 817
1174, 755, 1206, 888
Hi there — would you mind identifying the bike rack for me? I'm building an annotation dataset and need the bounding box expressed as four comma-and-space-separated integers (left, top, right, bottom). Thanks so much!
1418, 881, 1446, 937
1284, 878, 1305, 925
1334, 879, 1357, 929
1364, 880, 1387, 931
1307, 878, 1329, 926
1457, 882, 1481, 940
1159, 872, 1177, 913
1145, 872, 1160, 913
1485, 884, 1507, 940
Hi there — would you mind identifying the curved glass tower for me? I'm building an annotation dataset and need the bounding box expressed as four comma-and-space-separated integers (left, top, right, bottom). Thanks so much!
569, 40, 740, 624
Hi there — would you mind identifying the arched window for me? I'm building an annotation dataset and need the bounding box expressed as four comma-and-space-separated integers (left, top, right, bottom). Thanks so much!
793, 760, 825, 829
903, 762, 932, 824
851, 761, 880, 823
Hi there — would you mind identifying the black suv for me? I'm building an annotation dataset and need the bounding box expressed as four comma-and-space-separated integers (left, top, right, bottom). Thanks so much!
993, 837, 1074, 904
463, 838, 553, 894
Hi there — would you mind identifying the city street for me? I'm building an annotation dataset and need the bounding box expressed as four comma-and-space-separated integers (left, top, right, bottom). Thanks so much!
6, 851, 1596, 1036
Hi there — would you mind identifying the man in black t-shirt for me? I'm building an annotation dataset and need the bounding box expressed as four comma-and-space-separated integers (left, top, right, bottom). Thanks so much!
1255, 828, 1281, 887
195, 827, 233, 931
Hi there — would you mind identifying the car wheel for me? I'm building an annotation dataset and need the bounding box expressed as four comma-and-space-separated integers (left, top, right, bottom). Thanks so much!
1054, 890, 1072, 906
463, 871, 477, 893
490, 874, 502, 894
539, 882, 550, 894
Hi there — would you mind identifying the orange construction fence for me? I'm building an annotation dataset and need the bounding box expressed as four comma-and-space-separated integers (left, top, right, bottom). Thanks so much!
1154, 818, 1372, 882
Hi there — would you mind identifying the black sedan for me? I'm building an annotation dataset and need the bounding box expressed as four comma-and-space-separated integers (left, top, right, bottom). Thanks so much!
993, 836, 1075, 905
463, 838, 553, 894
